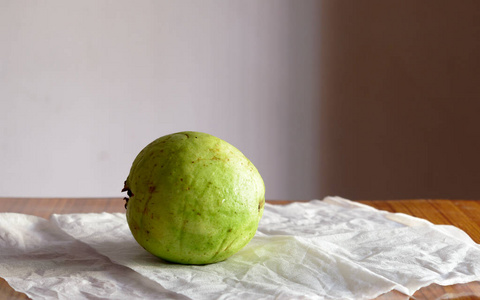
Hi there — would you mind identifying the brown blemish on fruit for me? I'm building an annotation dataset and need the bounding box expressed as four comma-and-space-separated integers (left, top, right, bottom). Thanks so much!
258, 199, 265, 212
149, 185, 156, 193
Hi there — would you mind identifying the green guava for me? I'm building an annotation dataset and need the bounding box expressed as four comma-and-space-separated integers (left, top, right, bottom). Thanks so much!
122, 131, 265, 265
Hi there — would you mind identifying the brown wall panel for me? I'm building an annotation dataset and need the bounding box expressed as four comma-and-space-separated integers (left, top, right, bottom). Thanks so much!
319, 0, 480, 199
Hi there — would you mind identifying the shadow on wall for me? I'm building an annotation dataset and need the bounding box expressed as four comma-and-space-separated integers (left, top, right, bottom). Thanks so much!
318, 0, 480, 200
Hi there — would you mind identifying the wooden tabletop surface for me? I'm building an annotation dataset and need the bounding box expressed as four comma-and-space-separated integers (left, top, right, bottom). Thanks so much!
1, 198, 480, 300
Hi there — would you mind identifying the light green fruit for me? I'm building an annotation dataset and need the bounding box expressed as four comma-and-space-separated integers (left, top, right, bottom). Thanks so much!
122, 131, 265, 265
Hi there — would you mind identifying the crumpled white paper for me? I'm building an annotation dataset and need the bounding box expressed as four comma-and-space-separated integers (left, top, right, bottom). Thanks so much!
0, 213, 186, 299
1, 197, 480, 300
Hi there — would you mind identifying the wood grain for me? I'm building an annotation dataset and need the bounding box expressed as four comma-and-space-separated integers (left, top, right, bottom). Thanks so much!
1, 198, 479, 299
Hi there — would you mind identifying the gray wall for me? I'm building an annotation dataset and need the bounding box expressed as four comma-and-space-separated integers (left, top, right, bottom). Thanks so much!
0, 1, 321, 199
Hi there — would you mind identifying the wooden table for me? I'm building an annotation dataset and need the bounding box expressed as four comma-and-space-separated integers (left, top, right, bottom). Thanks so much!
1, 198, 480, 300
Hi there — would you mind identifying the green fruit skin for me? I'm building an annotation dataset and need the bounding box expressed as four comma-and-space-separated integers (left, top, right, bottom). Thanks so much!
125, 131, 265, 265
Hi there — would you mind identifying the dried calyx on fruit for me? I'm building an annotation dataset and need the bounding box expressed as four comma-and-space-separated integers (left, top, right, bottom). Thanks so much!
121, 181, 133, 209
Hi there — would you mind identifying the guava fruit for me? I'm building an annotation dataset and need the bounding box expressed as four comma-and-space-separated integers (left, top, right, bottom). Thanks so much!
122, 131, 265, 265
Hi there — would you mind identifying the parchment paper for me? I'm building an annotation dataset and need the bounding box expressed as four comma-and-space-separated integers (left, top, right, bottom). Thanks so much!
1, 197, 480, 299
